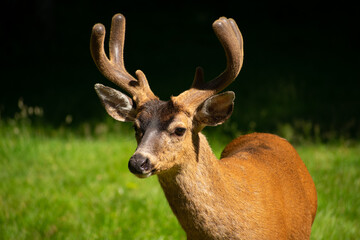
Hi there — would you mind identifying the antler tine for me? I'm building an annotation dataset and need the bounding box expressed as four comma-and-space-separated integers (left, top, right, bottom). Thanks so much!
208, 17, 243, 91
194, 17, 243, 92
174, 16, 243, 113
109, 14, 126, 65
90, 14, 157, 105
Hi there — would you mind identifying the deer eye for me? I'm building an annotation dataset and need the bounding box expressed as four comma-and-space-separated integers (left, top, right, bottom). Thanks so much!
174, 127, 186, 137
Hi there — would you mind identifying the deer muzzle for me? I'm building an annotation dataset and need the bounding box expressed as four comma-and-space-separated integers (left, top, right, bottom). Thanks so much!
128, 153, 153, 178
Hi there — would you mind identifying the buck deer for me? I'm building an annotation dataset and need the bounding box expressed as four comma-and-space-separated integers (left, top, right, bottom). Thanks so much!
90, 13, 317, 240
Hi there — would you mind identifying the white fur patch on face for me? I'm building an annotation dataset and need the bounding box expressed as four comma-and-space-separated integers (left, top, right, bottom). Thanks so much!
135, 171, 153, 178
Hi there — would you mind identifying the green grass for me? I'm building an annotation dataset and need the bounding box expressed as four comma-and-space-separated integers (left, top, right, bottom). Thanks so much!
0, 123, 359, 239
299, 143, 360, 239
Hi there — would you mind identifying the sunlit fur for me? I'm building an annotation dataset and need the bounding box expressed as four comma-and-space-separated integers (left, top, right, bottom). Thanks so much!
131, 100, 317, 240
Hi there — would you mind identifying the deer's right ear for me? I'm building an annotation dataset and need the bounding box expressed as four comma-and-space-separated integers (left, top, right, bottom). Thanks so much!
94, 83, 137, 122
194, 91, 235, 129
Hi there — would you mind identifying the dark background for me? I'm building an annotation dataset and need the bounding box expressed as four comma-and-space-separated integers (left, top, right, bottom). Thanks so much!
1, 1, 359, 140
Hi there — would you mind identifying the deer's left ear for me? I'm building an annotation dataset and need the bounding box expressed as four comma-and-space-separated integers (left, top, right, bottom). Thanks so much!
94, 83, 137, 122
195, 91, 235, 128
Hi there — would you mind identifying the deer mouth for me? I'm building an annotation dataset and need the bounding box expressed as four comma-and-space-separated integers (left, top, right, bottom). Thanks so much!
134, 168, 157, 178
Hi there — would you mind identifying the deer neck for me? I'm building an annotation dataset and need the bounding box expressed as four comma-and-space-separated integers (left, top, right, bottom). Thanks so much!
158, 132, 220, 191
157, 132, 230, 237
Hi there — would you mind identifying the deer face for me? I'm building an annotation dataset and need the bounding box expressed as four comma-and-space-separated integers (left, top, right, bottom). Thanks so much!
91, 14, 242, 178
95, 84, 235, 178
130, 100, 192, 178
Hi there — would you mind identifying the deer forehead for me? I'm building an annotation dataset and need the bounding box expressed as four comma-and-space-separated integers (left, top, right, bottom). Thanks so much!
136, 100, 192, 131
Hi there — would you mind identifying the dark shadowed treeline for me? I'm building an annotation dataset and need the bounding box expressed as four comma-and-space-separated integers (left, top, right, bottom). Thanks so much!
1, 1, 359, 140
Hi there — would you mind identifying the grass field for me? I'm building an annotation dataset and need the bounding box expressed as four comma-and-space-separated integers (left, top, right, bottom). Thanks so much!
1, 122, 359, 239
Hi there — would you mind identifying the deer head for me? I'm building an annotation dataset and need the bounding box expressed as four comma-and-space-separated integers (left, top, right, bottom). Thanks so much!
91, 14, 243, 178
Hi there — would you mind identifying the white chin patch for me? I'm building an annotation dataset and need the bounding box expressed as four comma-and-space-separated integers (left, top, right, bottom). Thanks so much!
135, 172, 153, 179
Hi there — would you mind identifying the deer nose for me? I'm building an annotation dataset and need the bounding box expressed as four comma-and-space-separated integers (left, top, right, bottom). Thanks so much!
128, 154, 151, 174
